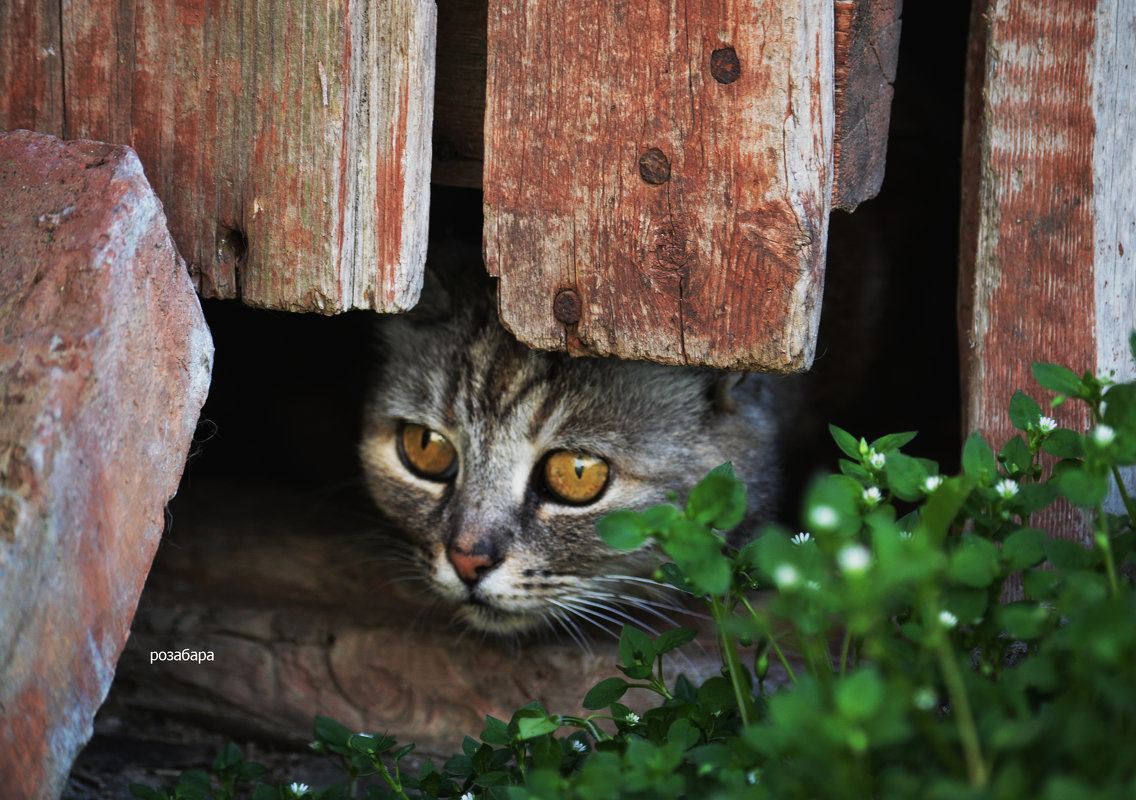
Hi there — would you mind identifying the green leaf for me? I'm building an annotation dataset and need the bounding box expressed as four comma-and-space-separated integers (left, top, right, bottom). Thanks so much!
998, 435, 1033, 478
1015, 482, 1059, 515
1044, 539, 1093, 572
1103, 383, 1136, 431
583, 677, 630, 710
998, 603, 1052, 640
619, 625, 657, 669
1032, 362, 1085, 398
829, 424, 862, 459
314, 715, 353, 748
884, 451, 929, 501
481, 716, 510, 746
1055, 466, 1109, 507
516, 714, 560, 741
1009, 390, 1043, 432
1002, 527, 1047, 571
211, 742, 242, 773
655, 626, 698, 655
597, 510, 648, 550
835, 668, 885, 721
252, 785, 281, 800
129, 786, 170, 800
686, 464, 747, 530
1041, 429, 1084, 458
962, 432, 998, 484
870, 431, 918, 453
916, 475, 975, 544
948, 533, 1000, 588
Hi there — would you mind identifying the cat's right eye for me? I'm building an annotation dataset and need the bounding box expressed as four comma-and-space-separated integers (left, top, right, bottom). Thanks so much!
398, 422, 457, 480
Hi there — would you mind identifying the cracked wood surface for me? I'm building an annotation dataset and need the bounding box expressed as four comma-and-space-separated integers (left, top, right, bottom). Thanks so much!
484, 0, 835, 372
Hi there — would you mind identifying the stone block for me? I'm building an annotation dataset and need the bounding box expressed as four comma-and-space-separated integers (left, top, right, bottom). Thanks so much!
0, 130, 213, 799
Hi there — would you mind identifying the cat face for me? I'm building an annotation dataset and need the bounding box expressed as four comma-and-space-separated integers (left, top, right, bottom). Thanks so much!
360, 277, 779, 636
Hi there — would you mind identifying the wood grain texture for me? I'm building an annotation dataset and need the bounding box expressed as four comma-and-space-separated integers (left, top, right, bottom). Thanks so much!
0, 0, 64, 133
959, 0, 1135, 546
484, 0, 834, 373
832, 0, 901, 212
3, 0, 436, 313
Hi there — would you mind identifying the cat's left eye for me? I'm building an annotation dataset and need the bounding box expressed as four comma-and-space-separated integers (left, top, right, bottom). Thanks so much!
542, 451, 609, 504
399, 423, 457, 480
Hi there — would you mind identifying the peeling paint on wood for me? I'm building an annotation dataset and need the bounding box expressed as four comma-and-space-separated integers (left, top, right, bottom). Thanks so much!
959, 0, 1136, 552
484, 0, 835, 373
1, 0, 436, 314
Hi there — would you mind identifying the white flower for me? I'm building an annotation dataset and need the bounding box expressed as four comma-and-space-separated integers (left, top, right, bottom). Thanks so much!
790, 532, 813, 545
912, 687, 937, 711
805, 580, 822, 592
862, 486, 883, 506
837, 544, 871, 574
939, 610, 958, 628
289, 784, 310, 798
809, 504, 838, 529
995, 478, 1019, 499
461, 793, 475, 800
773, 564, 800, 589
571, 739, 588, 753
624, 712, 640, 724
1093, 424, 1116, 446
898, 530, 913, 541
923, 475, 944, 493
747, 770, 759, 785
869, 452, 886, 469
1038, 416, 1057, 434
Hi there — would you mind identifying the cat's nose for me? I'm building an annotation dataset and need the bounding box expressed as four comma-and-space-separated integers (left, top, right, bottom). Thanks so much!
447, 542, 503, 585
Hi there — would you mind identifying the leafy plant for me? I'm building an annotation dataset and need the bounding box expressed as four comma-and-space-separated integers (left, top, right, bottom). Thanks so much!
133, 338, 1136, 799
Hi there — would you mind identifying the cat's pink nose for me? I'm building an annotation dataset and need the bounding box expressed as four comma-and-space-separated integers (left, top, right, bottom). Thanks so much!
447, 547, 501, 585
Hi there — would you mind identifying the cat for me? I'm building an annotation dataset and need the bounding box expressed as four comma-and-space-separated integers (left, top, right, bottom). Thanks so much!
359, 253, 781, 638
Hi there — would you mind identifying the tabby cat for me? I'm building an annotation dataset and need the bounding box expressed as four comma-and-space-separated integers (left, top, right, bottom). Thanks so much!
359, 257, 781, 637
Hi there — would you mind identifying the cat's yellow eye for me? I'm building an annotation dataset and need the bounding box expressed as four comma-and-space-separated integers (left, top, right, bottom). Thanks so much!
399, 423, 457, 480
543, 451, 609, 504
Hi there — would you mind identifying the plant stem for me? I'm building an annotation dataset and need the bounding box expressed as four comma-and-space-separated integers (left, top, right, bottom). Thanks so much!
1094, 501, 1121, 598
935, 637, 987, 788
740, 595, 797, 684
1110, 464, 1136, 521
712, 595, 755, 726
839, 629, 853, 676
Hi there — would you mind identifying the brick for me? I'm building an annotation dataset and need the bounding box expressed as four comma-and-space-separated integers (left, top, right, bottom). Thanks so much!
0, 130, 213, 799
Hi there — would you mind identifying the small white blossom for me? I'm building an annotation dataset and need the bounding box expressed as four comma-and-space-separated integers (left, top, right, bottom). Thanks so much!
1038, 416, 1057, 434
1093, 424, 1116, 446
838, 544, 871, 574
912, 687, 938, 711
939, 610, 958, 628
805, 580, 822, 592
790, 532, 813, 546
289, 784, 310, 798
571, 739, 588, 753
862, 486, 883, 506
809, 504, 838, 529
898, 530, 914, 541
461, 793, 476, 800
995, 478, 1019, 499
923, 475, 944, 493
773, 564, 801, 589
747, 770, 759, 785
624, 712, 640, 724
869, 452, 887, 469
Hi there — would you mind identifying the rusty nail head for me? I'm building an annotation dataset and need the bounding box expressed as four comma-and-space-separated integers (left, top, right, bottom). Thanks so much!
710, 47, 741, 84
553, 289, 582, 325
638, 148, 671, 185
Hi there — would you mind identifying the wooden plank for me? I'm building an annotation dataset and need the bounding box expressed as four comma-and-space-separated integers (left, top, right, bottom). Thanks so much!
959, 0, 1135, 548
832, 0, 902, 212
484, 0, 834, 373
0, 0, 65, 134
4, 0, 435, 313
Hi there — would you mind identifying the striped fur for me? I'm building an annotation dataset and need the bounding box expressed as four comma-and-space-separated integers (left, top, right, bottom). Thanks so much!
360, 263, 780, 636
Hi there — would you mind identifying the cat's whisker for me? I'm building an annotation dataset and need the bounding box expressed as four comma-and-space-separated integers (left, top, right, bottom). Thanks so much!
567, 595, 667, 636
551, 597, 641, 638
577, 590, 684, 629
547, 598, 621, 641
541, 605, 594, 654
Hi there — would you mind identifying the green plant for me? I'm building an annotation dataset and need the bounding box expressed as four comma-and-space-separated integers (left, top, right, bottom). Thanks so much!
133, 340, 1136, 800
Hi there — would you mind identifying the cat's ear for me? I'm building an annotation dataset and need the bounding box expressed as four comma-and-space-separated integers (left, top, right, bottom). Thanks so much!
408, 239, 493, 323
709, 372, 748, 413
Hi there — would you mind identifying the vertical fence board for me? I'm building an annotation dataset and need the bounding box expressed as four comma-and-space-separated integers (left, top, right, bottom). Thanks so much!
2, 0, 435, 314
959, 0, 1135, 552
484, 0, 834, 373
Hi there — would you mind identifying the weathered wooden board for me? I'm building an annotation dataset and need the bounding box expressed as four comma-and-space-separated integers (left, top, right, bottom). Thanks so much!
0, 131, 213, 800
959, 0, 1136, 549
483, 0, 835, 372
1, 0, 436, 313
